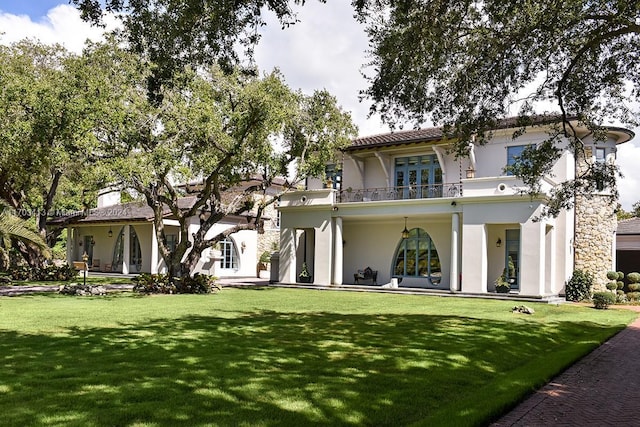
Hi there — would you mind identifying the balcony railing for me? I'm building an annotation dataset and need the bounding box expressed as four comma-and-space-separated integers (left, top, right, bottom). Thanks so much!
337, 183, 462, 203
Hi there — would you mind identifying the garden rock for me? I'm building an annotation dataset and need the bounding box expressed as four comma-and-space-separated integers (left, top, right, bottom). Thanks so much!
58, 283, 107, 296
512, 305, 535, 315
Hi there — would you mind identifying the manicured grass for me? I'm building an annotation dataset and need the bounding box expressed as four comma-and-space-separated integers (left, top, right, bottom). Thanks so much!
0, 288, 635, 426
2, 276, 133, 287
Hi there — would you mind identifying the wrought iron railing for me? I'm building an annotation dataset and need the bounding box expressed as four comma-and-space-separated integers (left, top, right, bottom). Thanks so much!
337, 183, 462, 203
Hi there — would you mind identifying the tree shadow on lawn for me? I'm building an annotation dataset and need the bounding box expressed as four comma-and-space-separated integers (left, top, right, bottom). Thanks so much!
0, 311, 621, 427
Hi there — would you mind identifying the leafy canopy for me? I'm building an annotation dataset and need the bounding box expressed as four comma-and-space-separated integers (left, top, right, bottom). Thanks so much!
71, 0, 321, 102
356, 0, 640, 215
86, 40, 356, 278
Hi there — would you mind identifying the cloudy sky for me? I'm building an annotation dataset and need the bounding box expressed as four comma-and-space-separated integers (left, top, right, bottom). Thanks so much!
1, 1, 638, 210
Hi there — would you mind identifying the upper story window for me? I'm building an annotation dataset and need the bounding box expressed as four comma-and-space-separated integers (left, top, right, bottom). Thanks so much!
325, 164, 342, 191
394, 155, 442, 199
506, 145, 533, 176
595, 147, 606, 163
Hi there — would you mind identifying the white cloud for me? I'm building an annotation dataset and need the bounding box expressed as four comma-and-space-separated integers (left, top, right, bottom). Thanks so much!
0, 4, 117, 53
254, 1, 391, 137
617, 136, 640, 210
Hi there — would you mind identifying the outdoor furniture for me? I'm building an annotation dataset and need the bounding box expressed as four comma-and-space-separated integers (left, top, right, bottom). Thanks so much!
354, 267, 378, 285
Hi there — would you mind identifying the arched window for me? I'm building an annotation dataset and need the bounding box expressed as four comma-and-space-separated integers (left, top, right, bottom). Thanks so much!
392, 228, 441, 284
220, 237, 239, 270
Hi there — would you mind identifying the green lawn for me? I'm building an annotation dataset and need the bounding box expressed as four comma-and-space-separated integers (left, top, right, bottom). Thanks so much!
0, 288, 635, 426
1, 276, 133, 287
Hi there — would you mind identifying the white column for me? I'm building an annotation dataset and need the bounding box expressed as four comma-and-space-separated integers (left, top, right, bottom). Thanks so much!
333, 217, 343, 285
66, 227, 74, 263
521, 220, 545, 296
123, 225, 130, 274
279, 227, 297, 284
460, 224, 488, 293
150, 223, 159, 274
450, 213, 460, 292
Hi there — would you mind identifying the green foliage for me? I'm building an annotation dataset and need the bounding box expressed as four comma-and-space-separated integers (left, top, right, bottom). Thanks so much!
175, 274, 220, 294
80, 40, 356, 279
592, 292, 616, 309
606, 282, 618, 291
627, 272, 640, 284
132, 274, 172, 294
259, 251, 272, 264
629, 283, 640, 292
72, 0, 305, 102
132, 273, 219, 294
9, 264, 76, 281
355, 0, 640, 217
0, 201, 50, 263
606, 271, 619, 281
617, 281, 625, 290
299, 262, 311, 279
565, 269, 593, 302
627, 292, 640, 302
617, 272, 625, 281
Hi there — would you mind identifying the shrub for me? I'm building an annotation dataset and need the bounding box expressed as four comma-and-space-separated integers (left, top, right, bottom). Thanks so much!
628, 272, 640, 285
38, 264, 76, 281
617, 271, 625, 281
565, 270, 593, 302
133, 273, 220, 294
628, 284, 640, 292
617, 281, 625, 290
9, 265, 32, 281
592, 292, 615, 309
628, 292, 640, 302
132, 273, 173, 294
606, 271, 619, 281
9, 264, 76, 281
175, 274, 219, 294
616, 291, 628, 304
606, 282, 618, 291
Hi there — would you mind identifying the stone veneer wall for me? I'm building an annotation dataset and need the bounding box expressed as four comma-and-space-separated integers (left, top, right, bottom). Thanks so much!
573, 155, 618, 292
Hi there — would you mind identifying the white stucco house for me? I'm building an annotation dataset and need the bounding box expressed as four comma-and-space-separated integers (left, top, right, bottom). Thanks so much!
276, 118, 634, 297
50, 191, 279, 278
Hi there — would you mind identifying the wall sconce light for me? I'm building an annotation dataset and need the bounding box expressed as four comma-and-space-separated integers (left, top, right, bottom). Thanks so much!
90, 237, 96, 245
451, 201, 457, 206
108, 227, 113, 238
241, 241, 246, 253
496, 238, 502, 248
401, 217, 410, 239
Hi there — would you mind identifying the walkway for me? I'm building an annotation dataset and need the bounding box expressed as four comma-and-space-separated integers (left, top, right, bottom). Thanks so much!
492, 305, 640, 426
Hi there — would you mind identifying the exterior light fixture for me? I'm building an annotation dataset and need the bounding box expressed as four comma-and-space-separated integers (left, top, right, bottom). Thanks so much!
108, 227, 113, 238
496, 238, 502, 248
401, 217, 410, 239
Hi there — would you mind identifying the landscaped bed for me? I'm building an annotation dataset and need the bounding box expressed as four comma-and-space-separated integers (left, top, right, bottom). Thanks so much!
0, 288, 635, 426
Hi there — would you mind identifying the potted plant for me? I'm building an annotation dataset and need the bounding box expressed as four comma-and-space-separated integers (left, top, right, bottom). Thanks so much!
298, 262, 312, 283
495, 269, 511, 293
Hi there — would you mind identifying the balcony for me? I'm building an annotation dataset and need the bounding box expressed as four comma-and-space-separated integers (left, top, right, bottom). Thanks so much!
337, 183, 463, 203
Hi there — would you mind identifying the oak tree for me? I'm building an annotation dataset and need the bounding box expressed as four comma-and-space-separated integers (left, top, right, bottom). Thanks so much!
356, 0, 640, 216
